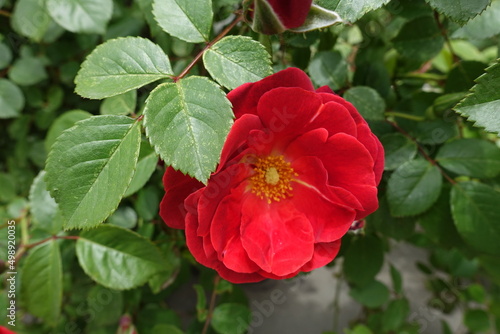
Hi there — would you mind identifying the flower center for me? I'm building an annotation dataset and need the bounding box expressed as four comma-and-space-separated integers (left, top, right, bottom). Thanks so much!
250, 155, 297, 203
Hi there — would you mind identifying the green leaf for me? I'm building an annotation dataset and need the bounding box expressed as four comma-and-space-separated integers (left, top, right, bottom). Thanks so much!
387, 159, 442, 217
436, 138, 500, 178
344, 235, 384, 287
86, 285, 123, 326
0, 43, 12, 70
75, 37, 173, 99
367, 196, 416, 240
464, 309, 490, 332
21, 240, 62, 325
0, 173, 16, 202
308, 51, 348, 90
203, 36, 272, 90
29, 171, 63, 234
392, 16, 445, 63
211, 303, 251, 334
144, 76, 233, 183
46, 0, 113, 34
9, 56, 48, 86
193, 284, 207, 321
343, 86, 386, 121
390, 264, 403, 294
11, 0, 52, 41
289, 4, 343, 33
350, 280, 390, 308
345, 325, 374, 334
100, 90, 137, 115
322, 0, 391, 23
451, 181, 500, 255
382, 299, 410, 332
76, 225, 164, 290
152, 325, 184, 334
107, 206, 137, 229
380, 133, 417, 171
44, 109, 92, 152
454, 60, 500, 136
452, 1, 500, 40
124, 141, 158, 197
152, 0, 212, 43
0, 79, 24, 119
425, 0, 490, 24
45, 115, 142, 230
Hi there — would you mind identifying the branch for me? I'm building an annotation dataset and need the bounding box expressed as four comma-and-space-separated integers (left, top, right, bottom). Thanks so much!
201, 275, 221, 334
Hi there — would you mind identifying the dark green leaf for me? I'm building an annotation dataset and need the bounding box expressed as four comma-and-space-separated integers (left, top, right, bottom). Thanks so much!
21, 240, 62, 325
436, 138, 500, 178
380, 133, 417, 171
100, 90, 137, 116
464, 309, 490, 332
350, 280, 390, 308
44, 109, 92, 152
308, 51, 348, 90
76, 225, 165, 290
152, 0, 212, 43
451, 181, 500, 255
345, 325, 374, 334
29, 171, 63, 234
425, 0, 490, 24
0, 173, 16, 202
143, 76, 233, 183
45, 115, 141, 230
75, 37, 173, 99
11, 0, 52, 41
387, 159, 442, 217
152, 325, 184, 334
392, 16, 445, 63
444, 61, 486, 94
86, 285, 123, 326
46, 0, 113, 34
382, 298, 410, 332
124, 141, 158, 197
290, 4, 342, 32
390, 264, 403, 294
203, 36, 272, 90
452, 1, 500, 40
344, 235, 384, 287
343, 86, 386, 121
9, 56, 47, 86
454, 60, 500, 136
211, 303, 251, 334
0, 79, 24, 119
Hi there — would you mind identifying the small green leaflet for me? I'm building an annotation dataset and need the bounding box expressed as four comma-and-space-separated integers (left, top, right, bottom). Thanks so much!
100, 90, 137, 116
387, 159, 442, 217
0, 79, 24, 119
76, 225, 165, 290
203, 36, 273, 90
425, 0, 490, 24
21, 240, 63, 326
29, 171, 63, 234
11, 0, 52, 42
452, 1, 500, 40
75, 37, 173, 99
454, 60, 500, 136
451, 181, 500, 255
144, 76, 233, 183
211, 303, 251, 334
343, 86, 386, 121
46, 0, 113, 34
308, 51, 348, 90
153, 0, 213, 43
124, 141, 158, 197
45, 115, 141, 230
380, 133, 417, 171
343, 235, 384, 287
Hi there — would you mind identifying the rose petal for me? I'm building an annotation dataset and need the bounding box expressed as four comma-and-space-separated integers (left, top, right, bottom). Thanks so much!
307, 101, 358, 138
228, 67, 315, 119
300, 241, 341, 272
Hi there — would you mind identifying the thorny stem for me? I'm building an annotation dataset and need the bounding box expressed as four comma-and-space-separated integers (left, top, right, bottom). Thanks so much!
174, 13, 244, 82
387, 120, 457, 185
434, 11, 460, 63
384, 111, 426, 122
201, 275, 222, 334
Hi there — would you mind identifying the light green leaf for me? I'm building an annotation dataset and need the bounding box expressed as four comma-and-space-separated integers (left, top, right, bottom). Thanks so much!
349, 280, 390, 308
436, 138, 500, 178
308, 51, 348, 90
320, 0, 391, 23
343, 86, 386, 121
452, 1, 500, 40
451, 181, 500, 255
45, 115, 142, 230
11, 0, 52, 41
344, 235, 384, 287
153, 0, 212, 43
203, 36, 272, 90
75, 37, 173, 99
380, 133, 417, 171
392, 16, 445, 63
144, 76, 233, 183
76, 225, 165, 290
0, 43, 12, 69
21, 240, 62, 325
425, 0, 490, 24
9, 56, 48, 86
124, 141, 158, 197
464, 309, 490, 332
29, 171, 63, 234
45, 109, 92, 152
387, 159, 442, 217
100, 90, 137, 115
107, 206, 137, 229
211, 303, 251, 334
0, 79, 24, 119
46, 0, 113, 34
290, 4, 343, 32
454, 60, 500, 136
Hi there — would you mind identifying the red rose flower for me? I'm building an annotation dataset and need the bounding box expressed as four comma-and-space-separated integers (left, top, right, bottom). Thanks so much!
0, 326, 16, 334
160, 68, 384, 283
243, 0, 313, 34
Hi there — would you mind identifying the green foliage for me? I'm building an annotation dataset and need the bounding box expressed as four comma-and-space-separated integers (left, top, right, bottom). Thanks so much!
211, 303, 251, 334
344, 86, 386, 121
308, 51, 348, 90
46, 0, 113, 34
425, 0, 490, 24
0, 79, 24, 118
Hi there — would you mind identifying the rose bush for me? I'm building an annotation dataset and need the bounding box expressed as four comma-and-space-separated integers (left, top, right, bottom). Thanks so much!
243, 0, 313, 34
160, 68, 384, 283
